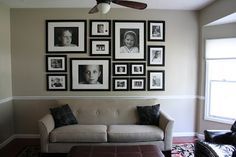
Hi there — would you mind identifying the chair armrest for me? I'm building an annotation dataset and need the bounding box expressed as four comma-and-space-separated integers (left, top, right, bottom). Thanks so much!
204, 130, 236, 145
38, 114, 55, 153
159, 111, 174, 150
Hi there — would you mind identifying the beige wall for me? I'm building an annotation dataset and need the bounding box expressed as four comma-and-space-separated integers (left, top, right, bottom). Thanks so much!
0, 4, 12, 99
0, 4, 14, 145
10, 8, 199, 135
197, 0, 236, 133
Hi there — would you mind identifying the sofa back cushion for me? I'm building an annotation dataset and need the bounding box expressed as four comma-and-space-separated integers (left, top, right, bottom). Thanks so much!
56, 98, 158, 125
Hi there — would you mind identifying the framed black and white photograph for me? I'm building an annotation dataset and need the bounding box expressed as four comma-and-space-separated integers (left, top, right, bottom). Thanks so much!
113, 78, 129, 91
70, 58, 111, 91
113, 63, 129, 76
148, 46, 165, 66
46, 55, 67, 72
46, 74, 67, 91
113, 20, 146, 60
148, 70, 165, 91
148, 21, 165, 41
90, 39, 111, 56
90, 20, 111, 37
130, 63, 146, 76
130, 78, 146, 91
46, 20, 86, 53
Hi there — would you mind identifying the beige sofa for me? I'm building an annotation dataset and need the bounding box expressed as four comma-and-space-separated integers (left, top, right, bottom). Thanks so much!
38, 98, 174, 154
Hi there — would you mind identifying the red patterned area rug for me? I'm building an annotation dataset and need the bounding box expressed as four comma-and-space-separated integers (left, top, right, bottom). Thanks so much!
172, 143, 194, 157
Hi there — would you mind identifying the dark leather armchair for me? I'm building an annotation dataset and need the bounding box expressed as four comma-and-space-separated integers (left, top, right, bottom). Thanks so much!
194, 121, 236, 157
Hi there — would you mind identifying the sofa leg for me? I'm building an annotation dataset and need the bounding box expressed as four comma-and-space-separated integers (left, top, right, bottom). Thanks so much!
162, 150, 171, 157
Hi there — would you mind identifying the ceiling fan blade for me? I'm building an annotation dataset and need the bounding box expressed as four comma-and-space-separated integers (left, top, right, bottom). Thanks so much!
112, 0, 147, 10
89, 4, 99, 14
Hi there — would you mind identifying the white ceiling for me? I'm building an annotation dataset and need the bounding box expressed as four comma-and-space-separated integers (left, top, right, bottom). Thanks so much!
0, 0, 215, 10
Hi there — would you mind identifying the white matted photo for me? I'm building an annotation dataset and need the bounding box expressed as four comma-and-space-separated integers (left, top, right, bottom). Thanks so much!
130, 63, 146, 76
90, 39, 111, 56
113, 63, 129, 76
46, 74, 67, 91
148, 70, 165, 91
46, 55, 67, 72
46, 20, 86, 53
90, 20, 111, 37
148, 46, 165, 66
113, 78, 129, 91
130, 78, 146, 91
70, 58, 110, 91
113, 20, 146, 60
148, 21, 165, 41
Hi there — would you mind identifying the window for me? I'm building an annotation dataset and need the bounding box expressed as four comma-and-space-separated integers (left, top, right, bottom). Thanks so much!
205, 38, 236, 124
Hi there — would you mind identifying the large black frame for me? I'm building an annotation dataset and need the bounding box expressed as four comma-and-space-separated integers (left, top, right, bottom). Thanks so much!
113, 20, 146, 61
70, 58, 111, 91
46, 20, 87, 53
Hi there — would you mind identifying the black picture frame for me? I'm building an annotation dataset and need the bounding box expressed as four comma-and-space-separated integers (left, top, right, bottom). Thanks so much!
113, 20, 146, 61
46, 20, 87, 53
90, 20, 111, 37
148, 70, 165, 91
148, 45, 165, 66
46, 74, 67, 91
113, 63, 130, 76
46, 55, 67, 72
70, 58, 111, 91
130, 78, 146, 91
113, 78, 129, 91
90, 39, 111, 56
148, 21, 165, 41
130, 63, 146, 76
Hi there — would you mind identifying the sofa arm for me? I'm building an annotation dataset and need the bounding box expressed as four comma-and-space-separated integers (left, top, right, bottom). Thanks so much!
38, 114, 55, 153
159, 111, 174, 150
204, 130, 236, 145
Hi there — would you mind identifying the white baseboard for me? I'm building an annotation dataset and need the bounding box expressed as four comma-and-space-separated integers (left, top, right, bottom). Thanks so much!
0, 134, 39, 149
173, 132, 197, 137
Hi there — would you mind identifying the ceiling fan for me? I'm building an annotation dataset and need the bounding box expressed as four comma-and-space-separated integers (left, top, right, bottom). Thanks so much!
89, 0, 147, 14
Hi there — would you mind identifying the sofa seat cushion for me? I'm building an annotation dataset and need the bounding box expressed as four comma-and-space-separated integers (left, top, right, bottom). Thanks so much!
108, 125, 164, 142
50, 125, 107, 143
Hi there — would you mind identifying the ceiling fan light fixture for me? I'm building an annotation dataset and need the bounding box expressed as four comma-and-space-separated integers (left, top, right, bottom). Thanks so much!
97, 3, 111, 14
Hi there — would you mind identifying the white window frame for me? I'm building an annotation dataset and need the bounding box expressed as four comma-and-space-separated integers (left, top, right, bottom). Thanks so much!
204, 38, 236, 124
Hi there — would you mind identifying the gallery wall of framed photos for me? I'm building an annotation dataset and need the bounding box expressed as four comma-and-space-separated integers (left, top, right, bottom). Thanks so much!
45, 19, 166, 92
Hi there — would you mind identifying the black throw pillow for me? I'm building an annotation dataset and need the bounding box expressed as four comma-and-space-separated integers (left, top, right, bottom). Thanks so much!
50, 104, 78, 128
231, 120, 236, 132
137, 104, 160, 126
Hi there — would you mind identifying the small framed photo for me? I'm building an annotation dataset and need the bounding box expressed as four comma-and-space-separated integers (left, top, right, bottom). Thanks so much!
46, 74, 67, 91
46, 20, 86, 53
113, 63, 129, 76
46, 55, 67, 72
90, 39, 111, 56
148, 21, 165, 41
70, 58, 111, 91
113, 20, 146, 60
90, 20, 111, 37
113, 78, 129, 91
130, 78, 146, 91
148, 46, 165, 66
130, 63, 146, 76
148, 70, 165, 91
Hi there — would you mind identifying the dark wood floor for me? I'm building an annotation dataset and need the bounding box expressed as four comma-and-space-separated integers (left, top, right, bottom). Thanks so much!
0, 136, 197, 157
